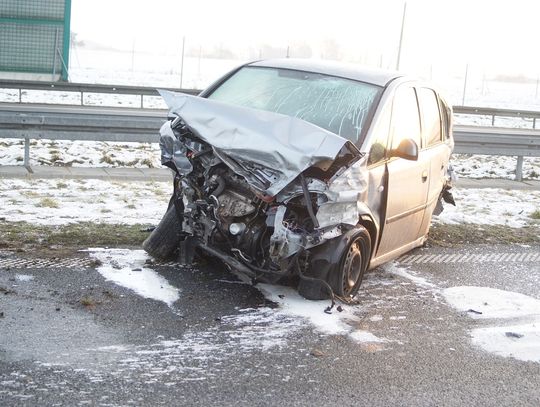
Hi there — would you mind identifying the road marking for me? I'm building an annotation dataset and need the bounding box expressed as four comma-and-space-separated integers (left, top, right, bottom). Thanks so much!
0, 257, 180, 269
1, 252, 538, 269
399, 252, 540, 264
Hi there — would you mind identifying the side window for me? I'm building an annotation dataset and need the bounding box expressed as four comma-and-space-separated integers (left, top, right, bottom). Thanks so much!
390, 86, 421, 151
367, 103, 391, 165
418, 88, 442, 146
439, 97, 451, 140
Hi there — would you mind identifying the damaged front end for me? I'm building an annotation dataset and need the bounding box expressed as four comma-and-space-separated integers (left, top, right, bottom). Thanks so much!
147, 91, 367, 296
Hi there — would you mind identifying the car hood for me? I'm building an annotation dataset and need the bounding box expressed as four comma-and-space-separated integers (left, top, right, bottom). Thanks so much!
159, 90, 361, 196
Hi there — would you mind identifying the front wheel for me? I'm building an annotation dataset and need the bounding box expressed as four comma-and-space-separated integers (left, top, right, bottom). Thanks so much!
329, 228, 371, 298
298, 227, 371, 300
142, 205, 183, 260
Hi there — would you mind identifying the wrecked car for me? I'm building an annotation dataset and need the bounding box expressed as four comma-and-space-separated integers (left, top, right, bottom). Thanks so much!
143, 59, 455, 300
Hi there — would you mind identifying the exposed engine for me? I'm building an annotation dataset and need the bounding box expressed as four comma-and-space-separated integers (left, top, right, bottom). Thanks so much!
159, 113, 353, 283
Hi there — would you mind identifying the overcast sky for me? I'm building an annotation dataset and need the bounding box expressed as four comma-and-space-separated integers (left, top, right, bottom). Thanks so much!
72, 0, 540, 77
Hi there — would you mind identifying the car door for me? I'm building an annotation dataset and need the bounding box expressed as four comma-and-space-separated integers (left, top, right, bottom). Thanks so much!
376, 84, 430, 257
416, 87, 452, 237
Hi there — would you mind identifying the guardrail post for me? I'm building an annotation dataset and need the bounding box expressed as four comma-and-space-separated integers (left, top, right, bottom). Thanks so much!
80, 91, 84, 106
533, 118, 536, 129
24, 136, 30, 167
140, 94, 144, 109
18, 88, 22, 103
516, 156, 524, 181
491, 114, 495, 126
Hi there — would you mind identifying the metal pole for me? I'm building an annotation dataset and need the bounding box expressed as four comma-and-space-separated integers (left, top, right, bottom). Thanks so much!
24, 137, 30, 167
461, 64, 469, 106
180, 36, 186, 88
516, 156, 524, 181
52, 27, 59, 80
396, 2, 407, 70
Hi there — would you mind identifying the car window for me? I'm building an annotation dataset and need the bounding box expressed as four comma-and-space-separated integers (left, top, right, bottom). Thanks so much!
207, 66, 382, 143
439, 97, 451, 140
417, 88, 442, 146
390, 86, 421, 151
367, 103, 391, 165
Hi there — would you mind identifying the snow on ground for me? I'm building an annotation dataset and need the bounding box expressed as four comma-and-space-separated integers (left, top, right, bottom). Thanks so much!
1, 136, 539, 179
434, 188, 540, 228
1, 178, 538, 229
88, 248, 389, 349
0, 139, 162, 168
257, 283, 388, 343
89, 249, 180, 308
0, 178, 170, 225
377, 264, 540, 363
451, 154, 540, 180
443, 286, 540, 363
82, 249, 540, 364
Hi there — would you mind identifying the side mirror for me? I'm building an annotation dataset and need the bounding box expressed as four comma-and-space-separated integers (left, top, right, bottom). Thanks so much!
390, 138, 419, 161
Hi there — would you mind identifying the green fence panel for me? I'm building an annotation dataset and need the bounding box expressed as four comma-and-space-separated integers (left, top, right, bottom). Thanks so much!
0, 0, 71, 80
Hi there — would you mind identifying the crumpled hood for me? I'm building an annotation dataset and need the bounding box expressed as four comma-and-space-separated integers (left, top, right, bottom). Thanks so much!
159, 90, 361, 196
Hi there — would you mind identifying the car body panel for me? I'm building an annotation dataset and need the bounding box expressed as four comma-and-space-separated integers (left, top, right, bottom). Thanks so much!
151, 59, 454, 295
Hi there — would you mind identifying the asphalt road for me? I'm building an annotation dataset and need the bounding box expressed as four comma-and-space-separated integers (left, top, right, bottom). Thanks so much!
1, 244, 539, 406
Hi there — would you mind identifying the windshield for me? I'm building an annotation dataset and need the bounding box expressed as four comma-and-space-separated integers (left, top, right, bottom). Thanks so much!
207, 66, 381, 143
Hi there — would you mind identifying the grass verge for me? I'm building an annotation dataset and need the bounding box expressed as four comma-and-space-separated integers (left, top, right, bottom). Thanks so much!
428, 223, 540, 247
1, 220, 538, 254
0, 221, 151, 250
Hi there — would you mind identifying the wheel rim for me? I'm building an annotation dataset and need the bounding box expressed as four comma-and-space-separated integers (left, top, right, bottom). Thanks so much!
342, 240, 363, 296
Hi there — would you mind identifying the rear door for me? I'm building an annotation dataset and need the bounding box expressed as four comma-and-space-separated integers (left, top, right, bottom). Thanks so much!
416, 87, 453, 236
376, 85, 430, 256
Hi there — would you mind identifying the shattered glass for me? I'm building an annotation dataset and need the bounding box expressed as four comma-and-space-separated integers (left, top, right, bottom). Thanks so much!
207, 66, 381, 143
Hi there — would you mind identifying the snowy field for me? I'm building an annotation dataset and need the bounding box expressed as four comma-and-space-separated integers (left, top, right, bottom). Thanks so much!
1, 138, 539, 180
1, 178, 539, 228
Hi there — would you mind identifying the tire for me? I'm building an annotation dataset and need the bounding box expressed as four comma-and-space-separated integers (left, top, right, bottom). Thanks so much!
328, 227, 371, 298
142, 205, 183, 260
298, 226, 371, 300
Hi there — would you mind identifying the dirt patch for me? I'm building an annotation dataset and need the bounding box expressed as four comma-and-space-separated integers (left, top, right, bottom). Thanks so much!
428, 223, 540, 247
0, 220, 152, 255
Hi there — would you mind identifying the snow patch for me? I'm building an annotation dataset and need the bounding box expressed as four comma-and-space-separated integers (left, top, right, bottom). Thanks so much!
443, 286, 540, 363
15, 274, 34, 282
0, 178, 170, 225
256, 284, 387, 343
384, 262, 437, 288
443, 286, 540, 320
89, 249, 180, 308
434, 188, 540, 228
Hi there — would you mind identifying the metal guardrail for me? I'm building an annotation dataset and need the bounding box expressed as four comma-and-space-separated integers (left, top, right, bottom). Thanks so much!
453, 106, 540, 128
453, 125, 540, 181
0, 80, 200, 108
1, 106, 539, 181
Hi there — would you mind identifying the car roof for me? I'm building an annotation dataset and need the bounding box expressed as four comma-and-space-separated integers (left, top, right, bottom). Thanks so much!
248, 58, 403, 87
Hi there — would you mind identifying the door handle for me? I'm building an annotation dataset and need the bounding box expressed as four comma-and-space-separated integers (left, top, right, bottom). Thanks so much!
422, 170, 428, 182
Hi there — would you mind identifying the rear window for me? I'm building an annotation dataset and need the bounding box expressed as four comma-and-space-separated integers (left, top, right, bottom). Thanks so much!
207, 66, 381, 142
417, 88, 442, 147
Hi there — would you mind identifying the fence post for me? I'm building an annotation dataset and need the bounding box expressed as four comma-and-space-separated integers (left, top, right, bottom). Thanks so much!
516, 156, 524, 181
24, 137, 30, 167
